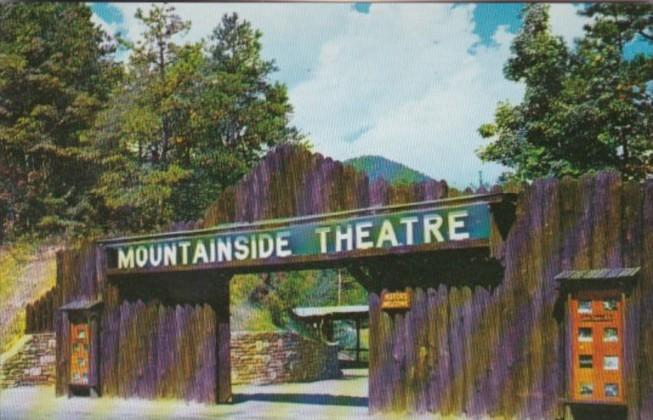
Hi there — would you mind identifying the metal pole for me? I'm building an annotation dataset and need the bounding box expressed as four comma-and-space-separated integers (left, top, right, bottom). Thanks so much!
337, 269, 342, 305
355, 318, 361, 363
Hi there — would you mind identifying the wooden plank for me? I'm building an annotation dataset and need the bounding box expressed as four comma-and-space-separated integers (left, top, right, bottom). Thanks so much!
558, 176, 580, 410
460, 286, 475, 415
512, 182, 535, 419
540, 178, 563, 419
413, 287, 429, 413
403, 286, 417, 413
205, 303, 218, 403
101, 284, 120, 396
144, 303, 159, 399
157, 304, 175, 398
575, 174, 595, 270
46, 290, 54, 331
54, 309, 68, 395
117, 301, 131, 397
497, 183, 530, 418
367, 290, 382, 413
216, 282, 231, 403
559, 176, 577, 272
379, 291, 394, 411
484, 283, 503, 418
175, 305, 186, 399
526, 179, 545, 419
621, 180, 642, 420
447, 286, 465, 414
88, 315, 100, 389
369, 179, 390, 207
424, 286, 438, 413
435, 283, 452, 414
390, 309, 407, 412
403, 286, 429, 413
467, 285, 491, 416
594, 172, 622, 268
639, 180, 653, 417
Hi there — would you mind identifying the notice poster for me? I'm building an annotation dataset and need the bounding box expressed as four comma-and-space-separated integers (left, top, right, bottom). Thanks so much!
580, 383, 593, 396
578, 328, 593, 342
578, 301, 592, 314
604, 328, 618, 342
381, 292, 412, 310
605, 384, 619, 397
603, 299, 618, 311
604, 356, 619, 371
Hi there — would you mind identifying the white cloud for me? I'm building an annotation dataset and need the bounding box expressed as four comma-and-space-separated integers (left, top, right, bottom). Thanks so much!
549, 4, 589, 47
288, 5, 524, 186
100, 3, 351, 87
90, 8, 122, 39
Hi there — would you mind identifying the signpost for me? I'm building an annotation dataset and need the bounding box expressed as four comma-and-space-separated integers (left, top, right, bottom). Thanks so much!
102, 195, 502, 275
381, 291, 412, 310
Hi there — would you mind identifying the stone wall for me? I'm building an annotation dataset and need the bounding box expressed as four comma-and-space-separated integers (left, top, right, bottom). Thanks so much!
1, 333, 56, 388
1, 331, 340, 389
231, 331, 341, 385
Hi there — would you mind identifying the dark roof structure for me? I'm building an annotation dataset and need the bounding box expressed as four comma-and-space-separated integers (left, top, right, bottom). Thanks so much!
555, 267, 640, 282
59, 299, 103, 311
292, 305, 369, 323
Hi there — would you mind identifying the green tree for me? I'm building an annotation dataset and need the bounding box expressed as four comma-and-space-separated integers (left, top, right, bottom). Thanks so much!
91, 5, 198, 232
478, 4, 653, 181
92, 7, 301, 233
175, 13, 302, 221
0, 3, 119, 240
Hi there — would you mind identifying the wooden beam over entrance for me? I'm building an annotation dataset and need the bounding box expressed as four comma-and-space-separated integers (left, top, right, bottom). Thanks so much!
99, 192, 515, 278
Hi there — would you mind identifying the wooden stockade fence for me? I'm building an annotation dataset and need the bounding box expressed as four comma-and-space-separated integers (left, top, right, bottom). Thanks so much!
25, 286, 58, 334
54, 243, 230, 403
52, 145, 653, 418
101, 301, 218, 401
359, 172, 653, 418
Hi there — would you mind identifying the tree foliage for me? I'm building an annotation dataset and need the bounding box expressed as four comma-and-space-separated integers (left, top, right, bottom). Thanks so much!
91, 7, 301, 233
0, 3, 119, 240
478, 4, 653, 181
247, 269, 367, 328
0, 4, 301, 241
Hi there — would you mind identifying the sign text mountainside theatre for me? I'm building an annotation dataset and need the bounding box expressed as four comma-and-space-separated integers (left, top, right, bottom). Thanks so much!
108, 202, 490, 272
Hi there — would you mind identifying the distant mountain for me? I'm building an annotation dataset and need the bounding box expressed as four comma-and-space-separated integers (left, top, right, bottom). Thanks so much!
344, 156, 432, 185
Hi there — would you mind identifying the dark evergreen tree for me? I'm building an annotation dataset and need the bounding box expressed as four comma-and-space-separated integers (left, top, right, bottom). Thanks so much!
91, 8, 302, 233
0, 3, 119, 239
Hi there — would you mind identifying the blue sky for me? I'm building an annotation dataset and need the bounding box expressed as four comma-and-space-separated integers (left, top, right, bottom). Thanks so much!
90, 3, 650, 188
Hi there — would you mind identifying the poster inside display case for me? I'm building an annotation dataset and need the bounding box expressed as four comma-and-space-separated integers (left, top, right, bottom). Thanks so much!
70, 323, 90, 385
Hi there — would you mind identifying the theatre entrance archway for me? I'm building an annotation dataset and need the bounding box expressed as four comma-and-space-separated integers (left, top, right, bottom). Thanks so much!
55, 146, 516, 410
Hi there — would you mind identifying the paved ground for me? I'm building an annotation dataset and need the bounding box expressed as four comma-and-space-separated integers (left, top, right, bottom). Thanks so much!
0, 369, 374, 420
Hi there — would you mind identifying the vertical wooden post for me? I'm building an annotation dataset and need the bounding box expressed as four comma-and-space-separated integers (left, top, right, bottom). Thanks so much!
356, 318, 361, 363
89, 312, 101, 397
621, 181, 641, 420
367, 290, 383, 414
95, 245, 106, 302
639, 180, 653, 417
326, 319, 334, 342
56, 309, 71, 396
215, 278, 231, 403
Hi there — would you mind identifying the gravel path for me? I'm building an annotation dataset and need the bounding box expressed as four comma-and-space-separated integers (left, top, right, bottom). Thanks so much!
0, 369, 377, 419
